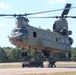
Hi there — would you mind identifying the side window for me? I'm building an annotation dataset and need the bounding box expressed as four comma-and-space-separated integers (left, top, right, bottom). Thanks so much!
56, 38, 58, 42
25, 30, 27, 34
33, 32, 37, 37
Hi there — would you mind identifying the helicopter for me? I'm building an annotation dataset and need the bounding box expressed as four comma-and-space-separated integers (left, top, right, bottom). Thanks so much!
0, 3, 75, 67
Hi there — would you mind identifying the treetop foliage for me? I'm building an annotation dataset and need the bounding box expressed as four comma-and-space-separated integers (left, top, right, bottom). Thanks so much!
0, 47, 76, 62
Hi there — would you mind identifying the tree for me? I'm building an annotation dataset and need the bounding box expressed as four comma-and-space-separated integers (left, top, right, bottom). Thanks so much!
3, 47, 22, 62
26, 50, 45, 62
72, 48, 76, 61
0, 47, 7, 62
50, 52, 67, 61
1, 47, 76, 62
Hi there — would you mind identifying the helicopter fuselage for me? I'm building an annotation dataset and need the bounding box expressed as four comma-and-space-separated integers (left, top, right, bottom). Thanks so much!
8, 24, 72, 52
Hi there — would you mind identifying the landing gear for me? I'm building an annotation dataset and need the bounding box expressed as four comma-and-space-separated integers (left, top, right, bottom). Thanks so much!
48, 61, 56, 67
21, 50, 43, 68
42, 50, 50, 58
68, 52, 71, 58
21, 51, 27, 57
42, 50, 56, 68
21, 49, 56, 68
21, 50, 28, 68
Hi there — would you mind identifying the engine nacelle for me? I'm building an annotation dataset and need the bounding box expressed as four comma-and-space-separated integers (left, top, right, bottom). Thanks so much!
53, 18, 68, 32
60, 29, 72, 35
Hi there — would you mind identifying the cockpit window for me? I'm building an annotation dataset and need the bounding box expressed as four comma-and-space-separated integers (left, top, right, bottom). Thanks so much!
11, 29, 18, 34
18, 28, 24, 33
11, 27, 28, 35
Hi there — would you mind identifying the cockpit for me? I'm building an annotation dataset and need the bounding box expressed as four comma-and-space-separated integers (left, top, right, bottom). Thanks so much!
11, 27, 28, 35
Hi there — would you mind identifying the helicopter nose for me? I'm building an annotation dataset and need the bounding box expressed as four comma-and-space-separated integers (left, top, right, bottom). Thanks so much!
16, 35, 23, 42
8, 35, 18, 44
8, 34, 23, 45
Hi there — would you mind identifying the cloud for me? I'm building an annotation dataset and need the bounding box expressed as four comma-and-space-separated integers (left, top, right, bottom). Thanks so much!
0, 2, 11, 9
46, 0, 66, 4
0, 23, 7, 28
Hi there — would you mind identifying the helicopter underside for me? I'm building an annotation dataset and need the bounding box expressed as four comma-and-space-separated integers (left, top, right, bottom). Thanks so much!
11, 39, 71, 53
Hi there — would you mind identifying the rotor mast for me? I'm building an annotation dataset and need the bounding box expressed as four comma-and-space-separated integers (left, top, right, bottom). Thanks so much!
15, 16, 29, 28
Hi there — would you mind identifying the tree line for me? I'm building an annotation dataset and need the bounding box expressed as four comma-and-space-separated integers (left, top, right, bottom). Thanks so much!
0, 47, 76, 63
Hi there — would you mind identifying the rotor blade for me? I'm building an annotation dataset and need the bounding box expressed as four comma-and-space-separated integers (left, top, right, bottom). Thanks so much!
61, 3, 72, 17
71, 16, 76, 18
0, 14, 26, 17
27, 6, 76, 16
27, 16, 61, 18
0, 14, 15, 16
64, 16, 76, 18
28, 16, 76, 19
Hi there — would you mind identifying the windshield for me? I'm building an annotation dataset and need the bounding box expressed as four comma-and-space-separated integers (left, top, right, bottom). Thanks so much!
11, 28, 25, 35
18, 28, 24, 33
11, 29, 18, 34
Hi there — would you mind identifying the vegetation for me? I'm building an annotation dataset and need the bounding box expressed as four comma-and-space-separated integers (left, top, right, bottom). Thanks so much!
0, 47, 76, 63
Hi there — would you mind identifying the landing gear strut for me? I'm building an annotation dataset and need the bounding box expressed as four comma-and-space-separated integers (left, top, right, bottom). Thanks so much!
42, 50, 56, 67
68, 52, 71, 58
21, 50, 28, 68
21, 49, 57, 68
42, 50, 50, 58
21, 51, 27, 57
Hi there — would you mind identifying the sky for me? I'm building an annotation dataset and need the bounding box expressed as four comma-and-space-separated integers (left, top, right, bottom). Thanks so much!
0, 0, 76, 47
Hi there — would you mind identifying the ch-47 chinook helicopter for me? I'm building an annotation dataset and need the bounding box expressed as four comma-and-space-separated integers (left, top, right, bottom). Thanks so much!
1, 3, 75, 67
